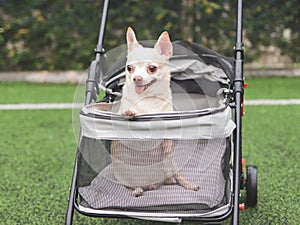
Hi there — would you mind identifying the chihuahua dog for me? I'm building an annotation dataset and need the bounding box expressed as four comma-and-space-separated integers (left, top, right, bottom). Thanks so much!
111, 27, 199, 197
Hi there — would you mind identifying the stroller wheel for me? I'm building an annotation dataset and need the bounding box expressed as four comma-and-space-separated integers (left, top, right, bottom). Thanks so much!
246, 165, 258, 207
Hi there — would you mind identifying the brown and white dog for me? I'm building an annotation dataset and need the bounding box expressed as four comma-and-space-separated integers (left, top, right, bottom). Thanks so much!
111, 27, 199, 197
117, 27, 173, 115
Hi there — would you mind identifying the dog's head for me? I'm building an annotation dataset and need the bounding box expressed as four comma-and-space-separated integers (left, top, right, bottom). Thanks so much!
125, 27, 173, 95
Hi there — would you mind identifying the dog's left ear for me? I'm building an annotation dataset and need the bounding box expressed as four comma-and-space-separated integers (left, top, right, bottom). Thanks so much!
154, 31, 173, 59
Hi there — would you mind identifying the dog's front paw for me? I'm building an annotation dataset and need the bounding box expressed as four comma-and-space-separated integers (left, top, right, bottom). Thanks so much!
122, 110, 136, 118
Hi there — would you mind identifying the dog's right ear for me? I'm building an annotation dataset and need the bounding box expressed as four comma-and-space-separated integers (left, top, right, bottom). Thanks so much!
126, 27, 142, 52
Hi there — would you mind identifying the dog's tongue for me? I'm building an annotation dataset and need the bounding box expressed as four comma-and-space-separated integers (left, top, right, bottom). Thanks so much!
135, 85, 145, 94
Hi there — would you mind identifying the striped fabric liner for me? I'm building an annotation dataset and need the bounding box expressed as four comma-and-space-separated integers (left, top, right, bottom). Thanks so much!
78, 138, 230, 213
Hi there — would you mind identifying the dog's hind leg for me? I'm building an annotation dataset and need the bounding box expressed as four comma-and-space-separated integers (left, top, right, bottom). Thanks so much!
164, 176, 177, 185
132, 187, 144, 197
147, 183, 162, 190
162, 139, 176, 176
173, 172, 200, 191
162, 140, 200, 191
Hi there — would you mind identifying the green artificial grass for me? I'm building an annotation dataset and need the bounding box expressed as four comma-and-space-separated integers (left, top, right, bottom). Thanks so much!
0, 110, 76, 224
240, 105, 300, 224
244, 77, 300, 100
1, 106, 299, 224
0, 82, 77, 104
0, 78, 300, 224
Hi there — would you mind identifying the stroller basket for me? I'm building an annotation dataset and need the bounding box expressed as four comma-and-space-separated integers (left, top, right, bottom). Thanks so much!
77, 107, 235, 219
74, 41, 236, 221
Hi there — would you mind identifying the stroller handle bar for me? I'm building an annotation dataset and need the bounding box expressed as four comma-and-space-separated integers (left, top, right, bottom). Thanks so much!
95, 0, 109, 61
85, 0, 109, 105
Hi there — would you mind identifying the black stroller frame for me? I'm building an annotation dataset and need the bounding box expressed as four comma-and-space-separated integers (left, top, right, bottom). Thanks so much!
65, 0, 257, 224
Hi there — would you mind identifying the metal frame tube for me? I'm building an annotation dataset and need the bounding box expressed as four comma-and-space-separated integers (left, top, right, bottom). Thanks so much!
95, 0, 110, 61
65, 1, 110, 224
85, 0, 110, 105
232, 0, 244, 224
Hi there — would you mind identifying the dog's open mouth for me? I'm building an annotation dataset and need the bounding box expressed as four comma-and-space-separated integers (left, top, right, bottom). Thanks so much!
135, 79, 157, 94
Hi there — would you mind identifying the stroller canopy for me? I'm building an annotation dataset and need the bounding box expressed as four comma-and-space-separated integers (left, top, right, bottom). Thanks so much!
100, 40, 234, 102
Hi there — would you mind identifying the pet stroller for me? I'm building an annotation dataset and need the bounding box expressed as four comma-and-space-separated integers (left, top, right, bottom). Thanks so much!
65, 0, 257, 224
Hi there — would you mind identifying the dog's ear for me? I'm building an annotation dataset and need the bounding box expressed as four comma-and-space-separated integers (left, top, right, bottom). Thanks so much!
154, 31, 173, 59
126, 27, 142, 52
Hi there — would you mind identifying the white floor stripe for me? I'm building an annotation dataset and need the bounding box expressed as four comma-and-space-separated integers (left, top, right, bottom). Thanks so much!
0, 100, 300, 110
245, 99, 300, 106
0, 103, 83, 110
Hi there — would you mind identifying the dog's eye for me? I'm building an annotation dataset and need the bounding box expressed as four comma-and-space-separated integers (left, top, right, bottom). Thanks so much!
127, 65, 134, 73
147, 65, 158, 74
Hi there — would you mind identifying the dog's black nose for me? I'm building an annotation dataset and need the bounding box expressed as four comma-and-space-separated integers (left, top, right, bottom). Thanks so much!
133, 76, 143, 83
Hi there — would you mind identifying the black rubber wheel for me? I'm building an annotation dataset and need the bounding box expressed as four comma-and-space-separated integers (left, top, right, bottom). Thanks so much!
246, 165, 258, 207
